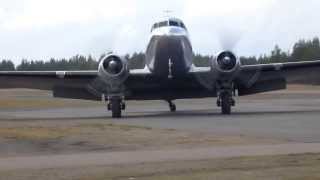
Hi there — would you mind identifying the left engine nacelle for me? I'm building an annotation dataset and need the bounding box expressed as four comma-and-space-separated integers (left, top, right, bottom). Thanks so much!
98, 54, 129, 86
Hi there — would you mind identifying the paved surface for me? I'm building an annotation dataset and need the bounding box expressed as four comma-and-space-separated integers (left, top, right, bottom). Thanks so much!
2, 92, 320, 142
1, 90, 320, 171
0, 143, 320, 171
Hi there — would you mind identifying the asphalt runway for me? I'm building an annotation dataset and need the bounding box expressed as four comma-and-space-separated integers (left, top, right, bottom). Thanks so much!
2, 91, 320, 143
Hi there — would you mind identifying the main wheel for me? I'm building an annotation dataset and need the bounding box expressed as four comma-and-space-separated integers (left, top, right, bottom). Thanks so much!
111, 98, 122, 118
170, 104, 176, 112
221, 92, 231, 115
167, 100, 176, 112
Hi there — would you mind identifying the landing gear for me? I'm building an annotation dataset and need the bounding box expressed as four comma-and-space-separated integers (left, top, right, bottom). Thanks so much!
219, 91, 233, 114
216, 83, 236, 115
167, 100, 176, 112
108, 97, 126, 118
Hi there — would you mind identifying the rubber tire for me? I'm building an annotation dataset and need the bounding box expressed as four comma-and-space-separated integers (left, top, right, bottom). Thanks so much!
221, 93, 231, 115
111, 98, 122, 118
170, 104, 176, 112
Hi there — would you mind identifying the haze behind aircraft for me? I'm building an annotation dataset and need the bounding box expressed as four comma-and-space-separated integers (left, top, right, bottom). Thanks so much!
1, 17, 320, 118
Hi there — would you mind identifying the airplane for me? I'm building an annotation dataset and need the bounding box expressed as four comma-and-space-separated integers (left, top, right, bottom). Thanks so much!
1, 17, 320, 118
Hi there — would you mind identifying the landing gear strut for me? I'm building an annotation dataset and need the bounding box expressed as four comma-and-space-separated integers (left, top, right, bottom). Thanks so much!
108, 96, 126, 118
167, 100, 176, 112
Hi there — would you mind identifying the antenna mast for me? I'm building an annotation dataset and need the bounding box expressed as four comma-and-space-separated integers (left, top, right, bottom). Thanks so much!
164, 10, 173, 18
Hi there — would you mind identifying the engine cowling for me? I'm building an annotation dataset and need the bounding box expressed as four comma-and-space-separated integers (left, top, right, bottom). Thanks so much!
212, 51, 240, 74
98, 54, 129, 87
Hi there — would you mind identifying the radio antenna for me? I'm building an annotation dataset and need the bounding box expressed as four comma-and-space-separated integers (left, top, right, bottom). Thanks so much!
164, 10, 173, 18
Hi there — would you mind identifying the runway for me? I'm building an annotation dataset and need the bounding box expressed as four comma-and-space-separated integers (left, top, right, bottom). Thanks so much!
1, 88, 320, 175
2, 90, 320, 142
1, 143, 320, 171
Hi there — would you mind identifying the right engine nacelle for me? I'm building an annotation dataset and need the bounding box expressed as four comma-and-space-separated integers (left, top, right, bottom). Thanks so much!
98, 54, 129, 87
212, 51, 240, 74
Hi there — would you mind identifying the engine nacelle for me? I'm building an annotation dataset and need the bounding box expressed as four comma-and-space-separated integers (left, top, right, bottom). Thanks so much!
212, 51, 240, 74
98, 54, 129, 87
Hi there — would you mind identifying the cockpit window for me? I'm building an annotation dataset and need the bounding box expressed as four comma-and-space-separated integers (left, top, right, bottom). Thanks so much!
180, 22, 186, 29
151, 21, 168, 31
151, 20, 187, 32
158, 21, 168, 27
170, 20, 187, 30
151, 23, 159, 31
169, 21, 179, 27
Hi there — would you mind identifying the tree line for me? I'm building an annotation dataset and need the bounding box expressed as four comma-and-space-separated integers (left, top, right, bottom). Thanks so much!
240, 37, 320, 65
1, 37, 319, 71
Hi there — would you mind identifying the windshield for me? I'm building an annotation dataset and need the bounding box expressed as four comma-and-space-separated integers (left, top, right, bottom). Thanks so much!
158, 21, 168, 27
151, 20, 187, 32
169, 20, 179, 27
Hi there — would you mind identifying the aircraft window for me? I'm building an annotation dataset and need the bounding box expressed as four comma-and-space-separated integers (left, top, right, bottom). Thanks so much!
180, 22, 186, 29
158, 21, 168, 27
151, 23, 159, 31
169, 21, 180, 27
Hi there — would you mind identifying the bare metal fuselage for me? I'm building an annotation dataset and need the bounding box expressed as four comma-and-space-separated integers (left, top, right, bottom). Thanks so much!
145, 23, 194, 78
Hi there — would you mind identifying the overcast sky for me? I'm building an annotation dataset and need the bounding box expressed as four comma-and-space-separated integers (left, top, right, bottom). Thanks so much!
0, 0, 319, 63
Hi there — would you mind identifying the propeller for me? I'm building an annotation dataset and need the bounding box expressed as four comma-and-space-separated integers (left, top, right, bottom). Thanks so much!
103, 56, 124, 75
216, 51, 237, 71
217, 27, 243, 52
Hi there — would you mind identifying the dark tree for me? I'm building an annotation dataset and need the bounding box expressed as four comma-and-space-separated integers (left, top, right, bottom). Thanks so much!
0, 60, 15, 71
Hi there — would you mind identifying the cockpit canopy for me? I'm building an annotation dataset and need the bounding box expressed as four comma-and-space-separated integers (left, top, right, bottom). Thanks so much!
151, 18, 187, 32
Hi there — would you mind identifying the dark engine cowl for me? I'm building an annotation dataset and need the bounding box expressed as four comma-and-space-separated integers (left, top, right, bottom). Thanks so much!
217, 51, 237, 71
100, 55, 125, 76
98, 54, 129, 87
212, 51, 240, 74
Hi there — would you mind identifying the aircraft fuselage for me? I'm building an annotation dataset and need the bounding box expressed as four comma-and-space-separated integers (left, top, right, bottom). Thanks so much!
145, 18, 193, 78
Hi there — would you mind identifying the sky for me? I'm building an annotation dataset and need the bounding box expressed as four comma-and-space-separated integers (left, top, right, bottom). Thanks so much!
0, 0, 319, 63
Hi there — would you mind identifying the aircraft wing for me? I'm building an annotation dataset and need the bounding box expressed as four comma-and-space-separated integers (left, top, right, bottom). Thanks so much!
236, 60, 320, 95
0, 71, 97, 90
0, 71, 101, 100
240, 60, 320, 72
0, 68, 212, 101
1, 60, 319, 101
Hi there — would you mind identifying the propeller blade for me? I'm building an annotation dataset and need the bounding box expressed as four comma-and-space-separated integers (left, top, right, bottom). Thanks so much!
217, 28, 243, 51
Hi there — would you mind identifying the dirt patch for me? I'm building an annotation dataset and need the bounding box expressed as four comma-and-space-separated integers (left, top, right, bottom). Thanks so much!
0, 120, 283, 157
0, 89, 100, 109
1, 153, 320, 180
